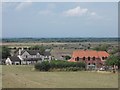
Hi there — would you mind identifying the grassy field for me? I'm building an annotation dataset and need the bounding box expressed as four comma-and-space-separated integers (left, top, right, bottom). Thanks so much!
0, 66, 2, 89
2, 65, 118, 88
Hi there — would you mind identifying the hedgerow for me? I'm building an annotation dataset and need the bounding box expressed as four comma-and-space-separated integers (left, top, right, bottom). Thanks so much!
35, 60, 85, 71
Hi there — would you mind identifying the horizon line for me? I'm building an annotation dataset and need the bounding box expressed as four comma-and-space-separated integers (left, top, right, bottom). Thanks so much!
2, 37, 119, 39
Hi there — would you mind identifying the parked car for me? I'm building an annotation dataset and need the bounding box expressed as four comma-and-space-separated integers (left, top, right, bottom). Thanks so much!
99, 68, 105, 71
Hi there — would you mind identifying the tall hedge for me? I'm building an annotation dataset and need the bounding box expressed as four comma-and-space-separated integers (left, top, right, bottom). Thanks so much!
35, 61, 50, 71
35, 60, 85, 71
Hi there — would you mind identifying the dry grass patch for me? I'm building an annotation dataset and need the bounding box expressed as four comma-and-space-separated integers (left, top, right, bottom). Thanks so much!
2, 65, 118, 88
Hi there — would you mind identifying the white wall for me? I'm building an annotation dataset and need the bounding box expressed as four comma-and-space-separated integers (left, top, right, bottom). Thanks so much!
5, 58, 12, 65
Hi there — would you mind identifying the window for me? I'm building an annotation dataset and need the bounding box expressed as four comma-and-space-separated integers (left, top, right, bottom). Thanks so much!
93, 57, 95, 60
88, 63, 90, 65
93, 63, 96, 65
76, 57, 79, 61
26, 55, 28, 58
105, 57, 107, 59
75, 58, 77, 61
16, 63, 19, 65
102, 57, 105, 60
88, 57, 90, 61
83, 57, 85, 60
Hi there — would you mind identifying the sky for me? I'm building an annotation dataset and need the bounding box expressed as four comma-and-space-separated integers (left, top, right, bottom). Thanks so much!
2, 2, 118, 38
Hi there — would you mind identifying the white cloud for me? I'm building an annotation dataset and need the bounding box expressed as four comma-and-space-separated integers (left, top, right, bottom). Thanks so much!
63, 6, 88, 16
15, 0, 32, 11
63, 6, 98, 17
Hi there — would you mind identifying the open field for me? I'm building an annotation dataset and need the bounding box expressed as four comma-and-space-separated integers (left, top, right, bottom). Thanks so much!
2, 65, 118, 88
0, 66, 2, 89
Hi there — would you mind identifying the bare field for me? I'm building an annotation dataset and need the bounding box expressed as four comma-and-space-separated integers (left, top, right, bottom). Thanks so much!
2, 65, 118, 88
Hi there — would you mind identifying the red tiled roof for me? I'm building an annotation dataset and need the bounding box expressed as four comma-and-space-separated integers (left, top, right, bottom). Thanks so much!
98, 51, 109, 57
68, 50, 110, 62
71, 50, 109, 58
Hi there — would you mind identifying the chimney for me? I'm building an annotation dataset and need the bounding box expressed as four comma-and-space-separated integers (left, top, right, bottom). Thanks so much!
22, 47, 24, 51
19, 49, 22, 55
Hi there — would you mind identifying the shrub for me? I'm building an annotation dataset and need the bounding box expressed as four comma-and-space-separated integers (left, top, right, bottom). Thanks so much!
66, 67, 79, 71
35, 60, 86, 71
35, 62, 41, 70
35, 61, 50, 71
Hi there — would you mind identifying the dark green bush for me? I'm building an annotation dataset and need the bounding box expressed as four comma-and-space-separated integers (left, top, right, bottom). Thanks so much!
34, 62, 41, 70
35, 60, 86, 71
35, 61, 50, 71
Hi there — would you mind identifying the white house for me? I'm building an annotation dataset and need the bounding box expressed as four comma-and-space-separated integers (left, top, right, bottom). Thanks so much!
5, 49, 52, 65
6, 56, 21, 65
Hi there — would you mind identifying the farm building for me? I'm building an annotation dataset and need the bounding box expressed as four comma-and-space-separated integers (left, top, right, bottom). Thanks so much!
6, 56, 21, 65
68, 50, 110, 69
5, 49, 52, 65
5, 56, 42, 65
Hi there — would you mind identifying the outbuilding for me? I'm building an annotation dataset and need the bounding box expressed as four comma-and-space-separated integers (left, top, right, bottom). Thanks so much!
6, 56, 21, 65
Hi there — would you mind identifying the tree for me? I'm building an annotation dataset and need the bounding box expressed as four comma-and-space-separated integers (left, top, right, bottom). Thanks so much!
30, 45, 40, 50
110, 47, 119, 55
93, 44, 110, 51
105, 55, 120, 71
35, 61, 51, 71
2, 46, 11, 59
64, 55, 71, 60
30, 45, 46, 54
117, 56, 120, 70
0, 47, 2, 59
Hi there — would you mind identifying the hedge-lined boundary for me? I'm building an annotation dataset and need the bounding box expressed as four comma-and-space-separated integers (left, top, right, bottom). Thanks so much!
35, 60, 86, 71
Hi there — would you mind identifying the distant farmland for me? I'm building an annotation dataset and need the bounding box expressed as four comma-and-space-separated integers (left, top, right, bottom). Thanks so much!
2, 37, 118, 43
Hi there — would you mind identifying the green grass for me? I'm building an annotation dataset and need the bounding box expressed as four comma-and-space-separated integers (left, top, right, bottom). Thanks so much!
2, 65, 118, 88
0, 66, 2, 89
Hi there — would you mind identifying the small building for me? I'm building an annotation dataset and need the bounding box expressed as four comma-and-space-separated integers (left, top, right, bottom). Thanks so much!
16, 49, 51, 61
68, 50, 110, 69
6, 56, 21, 65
